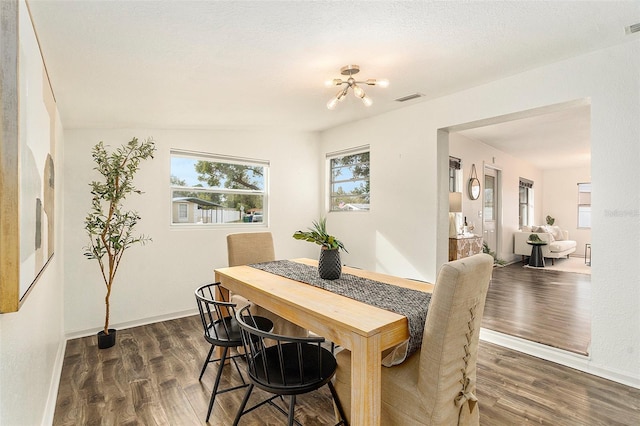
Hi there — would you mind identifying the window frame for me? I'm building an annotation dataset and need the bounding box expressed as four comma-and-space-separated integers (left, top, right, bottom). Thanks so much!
170, 150, 269, 227
327, 145, 370, 212
449, 156, 462, 193
577, 182, 591, 229
519, 178, 534, 228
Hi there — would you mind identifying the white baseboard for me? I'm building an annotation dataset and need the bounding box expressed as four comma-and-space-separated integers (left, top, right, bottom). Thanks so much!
480, 328, 640, 389
65, 308, 199, 340
41, 337, 67, 426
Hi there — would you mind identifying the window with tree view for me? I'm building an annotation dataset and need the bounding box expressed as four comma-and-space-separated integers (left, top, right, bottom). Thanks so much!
329, 148, 370, 211
170, 151, 268, 225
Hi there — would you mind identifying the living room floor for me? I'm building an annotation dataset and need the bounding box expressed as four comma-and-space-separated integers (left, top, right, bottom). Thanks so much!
53, 315, 639, 425
483, 259, 591, 355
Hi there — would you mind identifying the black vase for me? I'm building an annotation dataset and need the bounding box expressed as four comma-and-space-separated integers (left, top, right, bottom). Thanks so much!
97, 329, 117, 349
319, 248, 341, 280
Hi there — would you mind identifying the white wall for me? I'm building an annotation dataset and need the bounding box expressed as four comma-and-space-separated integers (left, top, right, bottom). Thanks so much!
62, 128, 321, 335
449, 132, 544, 263
0, 2, 66, 424
0, 104, 64, 426
319, 40, 640, 387
543, 167, 592, 253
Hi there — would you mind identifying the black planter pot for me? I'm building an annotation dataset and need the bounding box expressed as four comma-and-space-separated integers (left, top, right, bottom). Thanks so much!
318, 248, 341, 280
97, 329, 117, 349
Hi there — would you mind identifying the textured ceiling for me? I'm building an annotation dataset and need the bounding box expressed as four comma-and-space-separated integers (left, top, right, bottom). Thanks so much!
456, 103, 592, 170
26, 0, 639, 166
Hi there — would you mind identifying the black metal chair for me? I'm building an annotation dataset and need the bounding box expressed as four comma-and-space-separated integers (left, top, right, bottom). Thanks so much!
233, 305, 348, 426
195, 283, 274, 422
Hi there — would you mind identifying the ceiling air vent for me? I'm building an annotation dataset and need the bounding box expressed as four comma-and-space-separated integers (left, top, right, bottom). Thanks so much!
626, 22, 640, 35
395, 93, 425, 102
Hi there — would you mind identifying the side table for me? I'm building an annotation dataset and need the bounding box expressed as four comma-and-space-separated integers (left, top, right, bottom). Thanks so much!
527, 240, 547, 267
449, 235, 483, 261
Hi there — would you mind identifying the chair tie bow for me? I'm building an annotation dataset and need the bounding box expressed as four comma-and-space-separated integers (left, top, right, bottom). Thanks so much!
455, 376, 478, 425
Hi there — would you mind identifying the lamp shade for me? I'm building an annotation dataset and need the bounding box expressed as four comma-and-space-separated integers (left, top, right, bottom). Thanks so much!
449, 192, 462, 213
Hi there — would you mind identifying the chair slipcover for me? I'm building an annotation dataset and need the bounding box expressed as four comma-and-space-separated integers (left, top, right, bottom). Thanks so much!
226, 232, 308, 337
334, 253, 494, 425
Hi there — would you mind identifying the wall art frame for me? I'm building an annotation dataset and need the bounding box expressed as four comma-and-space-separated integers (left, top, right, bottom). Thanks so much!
1, 0, 57, 313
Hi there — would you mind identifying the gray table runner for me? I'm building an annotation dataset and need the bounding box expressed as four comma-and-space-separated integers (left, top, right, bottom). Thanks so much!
249, 260, 431, 365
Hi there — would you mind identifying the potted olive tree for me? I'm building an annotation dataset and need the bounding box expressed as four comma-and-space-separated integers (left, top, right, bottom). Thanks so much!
293, 217, 347, 280
84, 137, 156, 349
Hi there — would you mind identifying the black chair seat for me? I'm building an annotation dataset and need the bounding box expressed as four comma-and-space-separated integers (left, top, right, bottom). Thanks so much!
250, 343, 337, 395
206, 315, 273, 346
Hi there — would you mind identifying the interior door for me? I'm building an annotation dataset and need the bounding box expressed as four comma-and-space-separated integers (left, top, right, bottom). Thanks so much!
483, 166, 499, 253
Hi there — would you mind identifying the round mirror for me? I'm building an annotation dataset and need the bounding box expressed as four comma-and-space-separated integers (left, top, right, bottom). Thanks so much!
468, 178, 481, 200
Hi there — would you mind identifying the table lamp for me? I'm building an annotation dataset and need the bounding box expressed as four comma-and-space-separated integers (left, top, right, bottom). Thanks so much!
449, 192, 462, 238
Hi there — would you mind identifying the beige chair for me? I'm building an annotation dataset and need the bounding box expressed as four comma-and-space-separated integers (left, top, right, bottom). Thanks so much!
226, 232, 307, 337
334, 253, 494, 425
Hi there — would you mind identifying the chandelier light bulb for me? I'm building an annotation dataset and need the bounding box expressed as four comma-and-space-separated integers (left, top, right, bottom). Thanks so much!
325, 78, 343, 87
376, 79, 389, 88
362, 95, 373, 107
327, 87, 349, 109
353, 84, 365, 98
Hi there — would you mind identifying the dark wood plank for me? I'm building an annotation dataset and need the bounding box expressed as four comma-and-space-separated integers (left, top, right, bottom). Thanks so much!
53, 316, 640, 425
483, 260, 591, 354
476, 342, 640, 425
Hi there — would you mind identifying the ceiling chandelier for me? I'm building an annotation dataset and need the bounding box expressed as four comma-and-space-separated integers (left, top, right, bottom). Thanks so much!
325, 65, 389, 110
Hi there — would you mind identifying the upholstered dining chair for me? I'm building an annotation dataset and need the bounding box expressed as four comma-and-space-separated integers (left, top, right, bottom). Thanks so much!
226, 232, 308, 337
333, 253, 494, 425
195, 283, 274, 422
233, 305, 348, 426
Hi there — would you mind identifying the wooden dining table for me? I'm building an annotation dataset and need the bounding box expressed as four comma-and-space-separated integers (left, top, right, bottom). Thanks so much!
214, 258, 434, 426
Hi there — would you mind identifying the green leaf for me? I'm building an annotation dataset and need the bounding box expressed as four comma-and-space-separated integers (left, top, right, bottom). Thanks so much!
292, 217, 347, 252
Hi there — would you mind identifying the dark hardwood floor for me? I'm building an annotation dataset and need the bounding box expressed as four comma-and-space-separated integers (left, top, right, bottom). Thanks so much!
53, 315, 640, 425
483, 260, 591, 355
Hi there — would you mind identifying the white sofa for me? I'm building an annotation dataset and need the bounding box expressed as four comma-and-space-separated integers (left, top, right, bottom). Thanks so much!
513, 226, 577, 265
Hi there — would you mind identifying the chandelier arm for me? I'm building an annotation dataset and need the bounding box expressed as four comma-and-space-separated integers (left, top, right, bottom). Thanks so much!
355, 80, 381, 85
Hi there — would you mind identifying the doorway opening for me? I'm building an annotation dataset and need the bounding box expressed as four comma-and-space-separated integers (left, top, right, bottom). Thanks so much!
442, 99, 592, 356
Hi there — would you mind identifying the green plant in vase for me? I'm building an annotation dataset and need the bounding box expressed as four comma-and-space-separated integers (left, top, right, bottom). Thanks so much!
84, 137, 156, 349
293, 217, 347, 280
528, 233, 543, 243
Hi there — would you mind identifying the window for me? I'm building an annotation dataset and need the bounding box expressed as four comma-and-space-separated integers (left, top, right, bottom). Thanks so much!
170, 151, 268, 225
328, 147, 370, 211
484, 174, 495, 221
449, 156, 462, 192
519, 178, 534, 228
578, 182, 591, 228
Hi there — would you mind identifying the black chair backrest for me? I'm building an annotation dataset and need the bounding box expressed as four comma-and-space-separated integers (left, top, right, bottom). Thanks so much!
235, 305, 336, 394
195, 283, 241, 344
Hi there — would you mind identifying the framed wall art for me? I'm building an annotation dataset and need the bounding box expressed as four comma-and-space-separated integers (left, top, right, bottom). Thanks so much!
1, 0, 57, 313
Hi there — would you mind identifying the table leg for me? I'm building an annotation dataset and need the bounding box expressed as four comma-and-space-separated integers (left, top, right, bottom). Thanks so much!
350, 334, 382, 425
